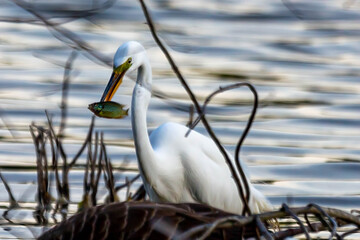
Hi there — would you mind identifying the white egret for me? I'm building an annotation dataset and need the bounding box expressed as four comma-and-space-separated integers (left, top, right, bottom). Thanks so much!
101, 41, 272, 214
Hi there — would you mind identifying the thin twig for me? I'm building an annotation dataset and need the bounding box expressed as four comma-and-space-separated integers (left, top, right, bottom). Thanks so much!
0, 108, 18, 141
125, 177, 131, 200
307, 203, 339, 239
138, 0, 251, 216
30, 125, 47, 224
101, 134, 117, 203
90, 132, 99, 206
78, 138, 92, 211
45, 115, 63, 199
0, 0, 117, 26
187, 82, 259, 214
304, 213, 316, 232
69, 116, 95, 168
115, 174, 141, 192
281, 0, 304, 20
0, 172, 19, 209
12, 0, 112, 67
255, 216, 273, 240
58, 51, 78, 138
58, 52, 78, 205
45, 111, 67, 168
92, 133, 104, 205
177, 205, 360, 239
43, 51, 79, 218
131, 184, 146, 201
282, 203, 310, 240
273, 222, 324, 239
341, 228, 360, 238
186, 105, 194, 127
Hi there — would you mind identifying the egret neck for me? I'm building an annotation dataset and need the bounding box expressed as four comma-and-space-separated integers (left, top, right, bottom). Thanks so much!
131, 60, 157, 186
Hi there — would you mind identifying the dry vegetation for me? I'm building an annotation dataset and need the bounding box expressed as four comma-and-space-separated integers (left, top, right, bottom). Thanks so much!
0, 0, 359, 239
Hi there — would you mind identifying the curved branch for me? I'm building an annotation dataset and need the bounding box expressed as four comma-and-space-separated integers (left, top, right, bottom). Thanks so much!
178, 205, 360, 239
188, 82, 259, 214
138, 0, 251, 216
282, 203, 310, 240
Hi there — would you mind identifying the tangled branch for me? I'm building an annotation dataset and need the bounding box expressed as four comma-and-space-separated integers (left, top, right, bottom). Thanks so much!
139, 0, 252, 216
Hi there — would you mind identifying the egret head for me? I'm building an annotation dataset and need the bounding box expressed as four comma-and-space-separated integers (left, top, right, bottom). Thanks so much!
101, 41, 146, 102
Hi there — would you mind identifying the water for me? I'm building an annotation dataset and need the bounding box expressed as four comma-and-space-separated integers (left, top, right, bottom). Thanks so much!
0, 0, 360, 238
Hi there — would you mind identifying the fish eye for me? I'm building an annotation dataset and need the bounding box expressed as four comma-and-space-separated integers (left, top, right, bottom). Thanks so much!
95, 104, 102, 110
128, 58, 132, 64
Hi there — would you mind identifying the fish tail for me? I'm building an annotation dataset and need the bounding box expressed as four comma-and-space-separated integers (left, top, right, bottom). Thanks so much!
125, 108, 129, 115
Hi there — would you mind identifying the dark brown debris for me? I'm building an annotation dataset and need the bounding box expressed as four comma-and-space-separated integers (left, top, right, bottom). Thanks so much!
38, 202, 360, 240
38, 202, 245, 240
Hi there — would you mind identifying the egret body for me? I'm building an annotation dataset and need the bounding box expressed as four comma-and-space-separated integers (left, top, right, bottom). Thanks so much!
101, 41, 272, 214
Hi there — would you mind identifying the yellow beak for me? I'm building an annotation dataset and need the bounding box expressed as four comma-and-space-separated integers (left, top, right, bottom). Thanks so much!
100, 70, 126, 102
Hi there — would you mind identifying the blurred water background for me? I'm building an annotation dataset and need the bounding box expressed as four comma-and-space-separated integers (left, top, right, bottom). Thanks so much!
0, 0, 360, 238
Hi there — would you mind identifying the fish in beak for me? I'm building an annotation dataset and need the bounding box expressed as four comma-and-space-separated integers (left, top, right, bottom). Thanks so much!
88, 101, 129, 119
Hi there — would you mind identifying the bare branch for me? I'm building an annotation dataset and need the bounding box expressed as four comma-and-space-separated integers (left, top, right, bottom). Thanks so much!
131, 184, 146, 201
69, 116, 95, 168
58, 51, 78, 138
281, 0, 304, 20
255, 216, 273, 240
138, 0, 251, 216
115, 174, 141, 192
282, 203, 310, 240
0, 172, 19, 209
12, 0, 112, 67
307, 203, 339, 239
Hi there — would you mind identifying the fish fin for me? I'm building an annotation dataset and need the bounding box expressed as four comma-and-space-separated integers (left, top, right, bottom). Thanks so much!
108, 101, 126, 108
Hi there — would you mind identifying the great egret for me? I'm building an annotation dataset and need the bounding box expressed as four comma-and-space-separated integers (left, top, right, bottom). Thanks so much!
100, 41, 272, 214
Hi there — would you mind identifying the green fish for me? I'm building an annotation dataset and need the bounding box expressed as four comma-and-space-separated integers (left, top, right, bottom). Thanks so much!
88, 101, 129, 119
